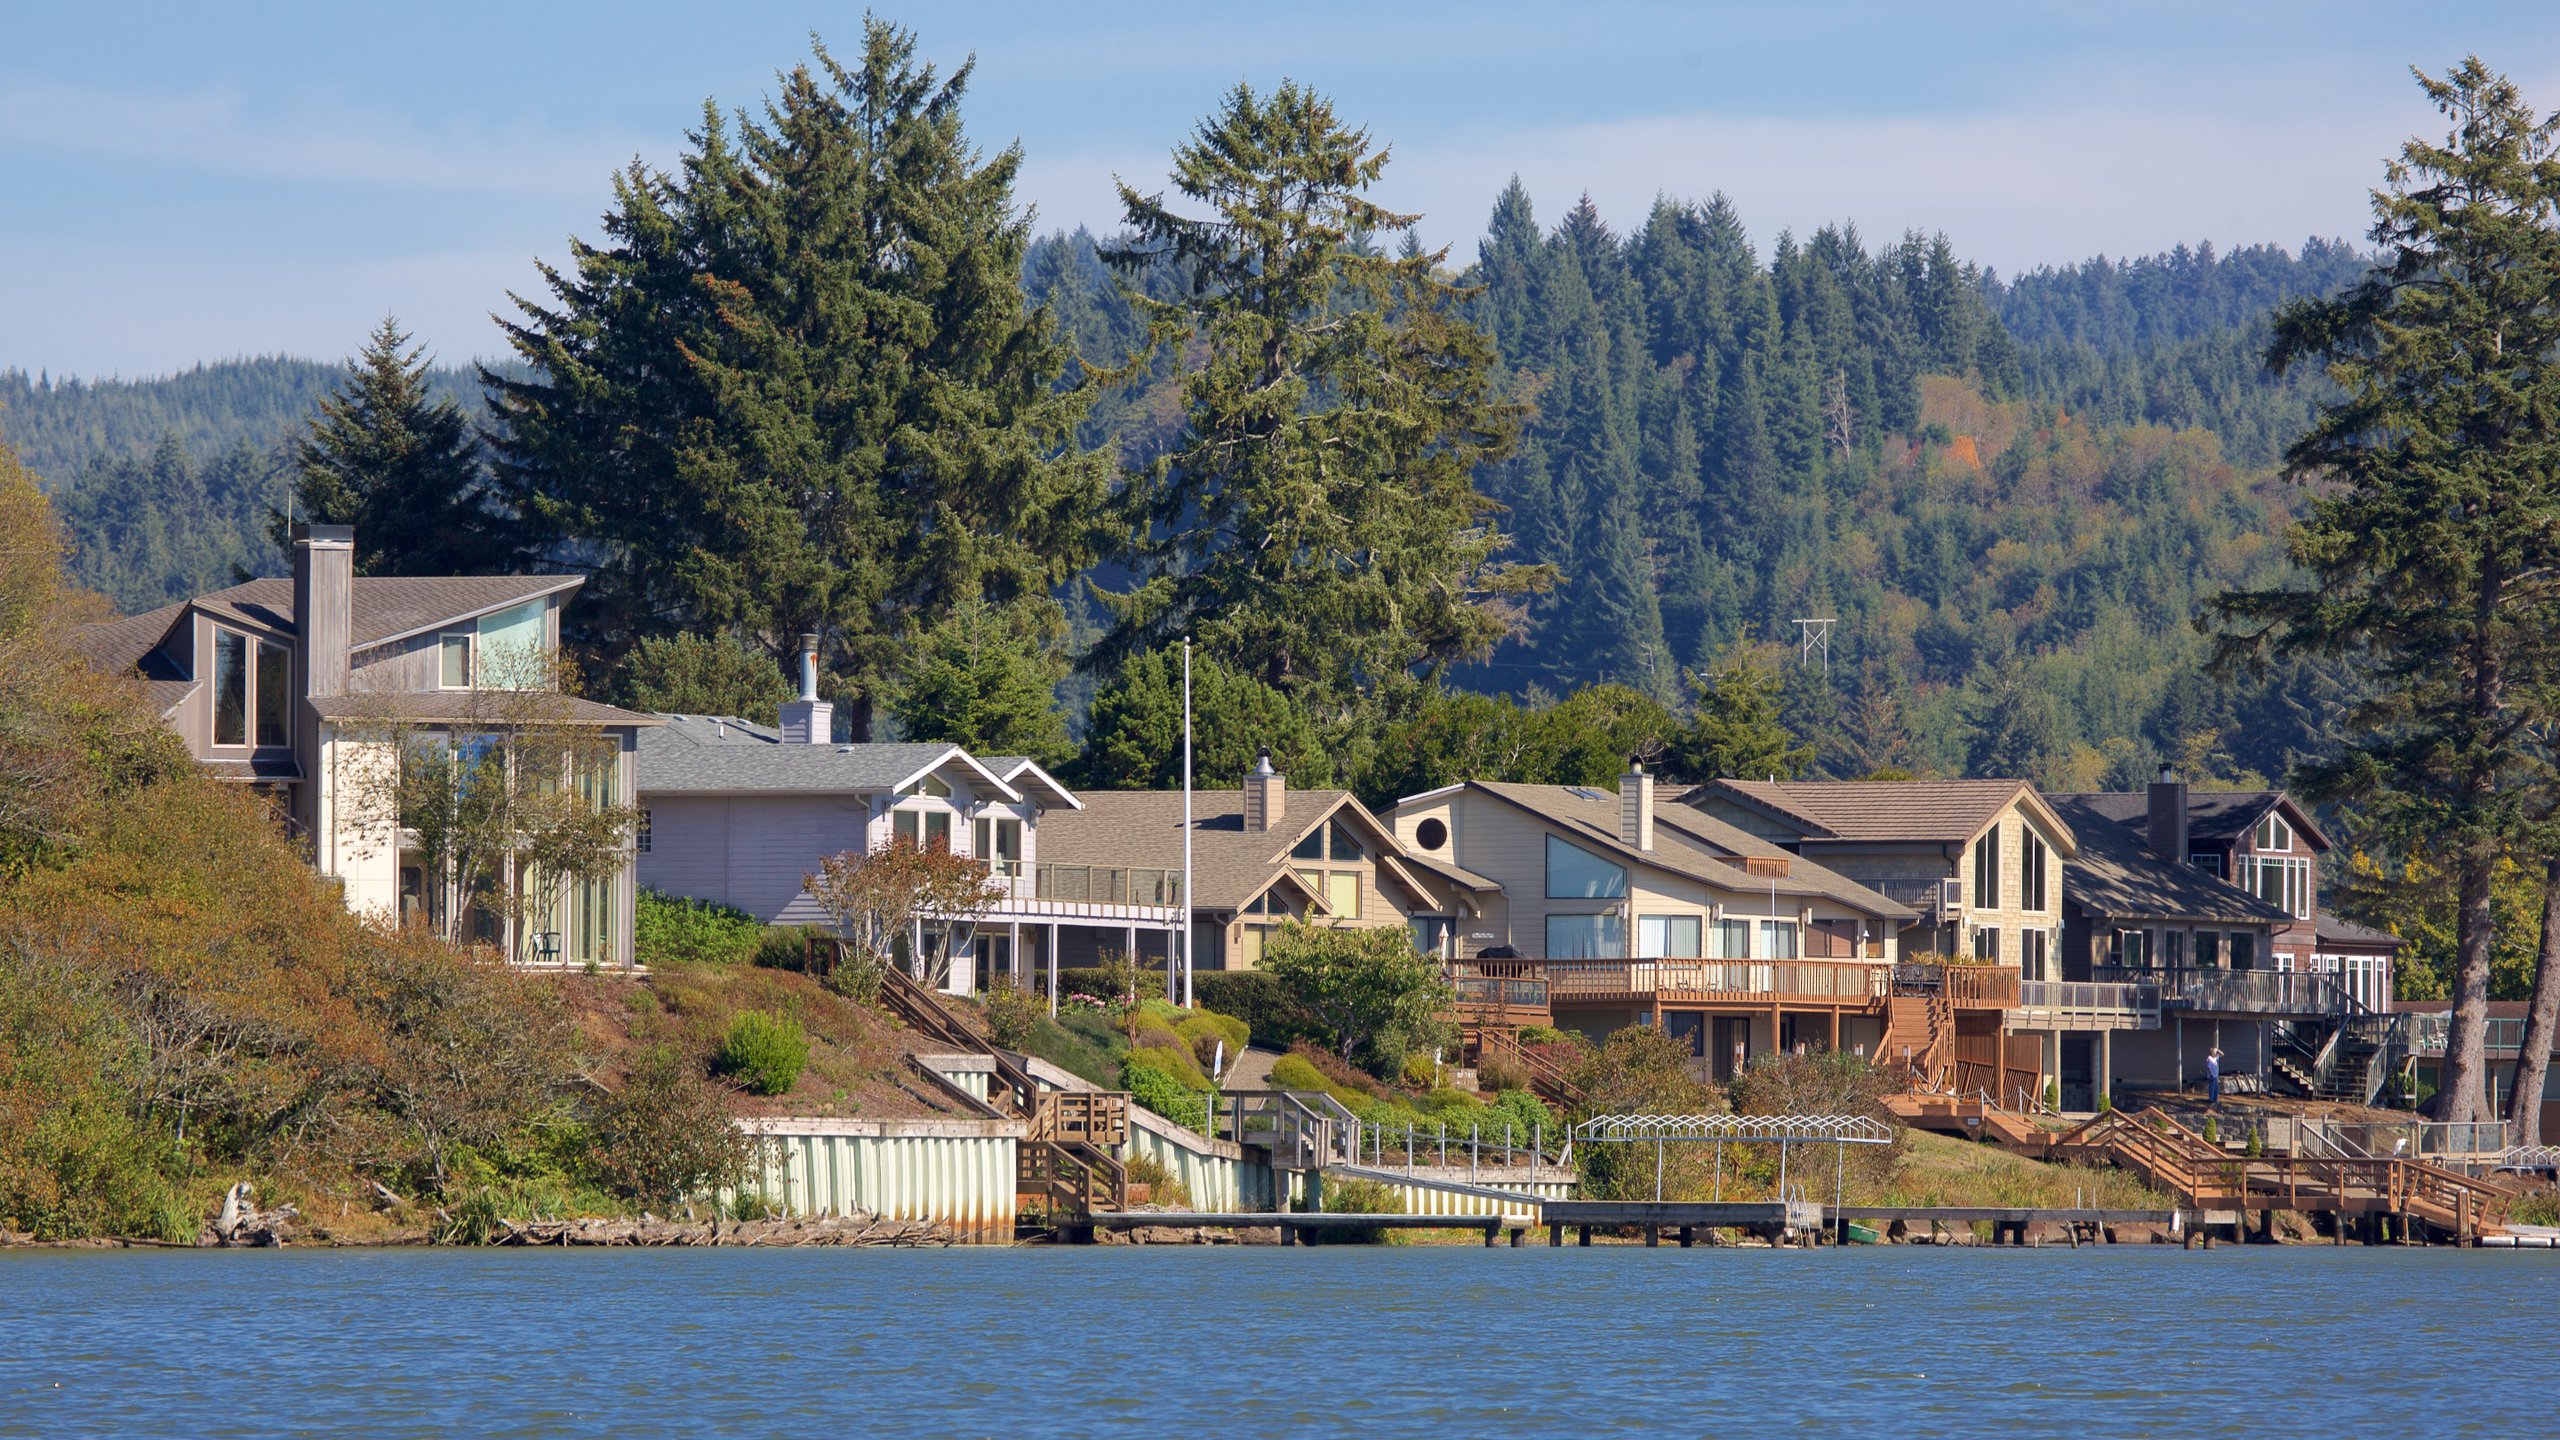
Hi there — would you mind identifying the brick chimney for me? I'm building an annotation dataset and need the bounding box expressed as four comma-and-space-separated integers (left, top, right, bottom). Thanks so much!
778, 632, 833, 745
1243, 749, 1285, 833
2147, 765, 2188, 863
1620, 758, 1655, 851
292, 523, 353, 701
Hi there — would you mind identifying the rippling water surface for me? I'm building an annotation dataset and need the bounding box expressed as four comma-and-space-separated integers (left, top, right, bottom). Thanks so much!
3, 1245, 2549, 1437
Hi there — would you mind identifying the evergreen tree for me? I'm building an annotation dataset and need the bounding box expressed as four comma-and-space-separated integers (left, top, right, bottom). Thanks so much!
882, 600, 1074, 767
1095, 82, 1549, 719
486, 21, 1110, 737
1964, 655, 2070, 786
1670, 637, 1814, 781
281, 317, 505, 575
1077, 647, 1329, 791
2207, 59, 2560, 1126
616, 633, 792, 724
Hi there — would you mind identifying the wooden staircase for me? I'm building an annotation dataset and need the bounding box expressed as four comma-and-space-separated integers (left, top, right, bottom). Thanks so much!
1878, 994, 1953, 1090
865, 954, 1131, 1219
1470, 1023, 1587, 1109
2043, 1108, 2513, 1242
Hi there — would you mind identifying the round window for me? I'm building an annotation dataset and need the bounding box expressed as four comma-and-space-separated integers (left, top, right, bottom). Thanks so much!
1414, 817, 1448, 851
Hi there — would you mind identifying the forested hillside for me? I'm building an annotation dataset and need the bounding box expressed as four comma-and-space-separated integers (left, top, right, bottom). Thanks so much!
1029, 195, 2358, 789
2, 192, 2357, 788
0, 360, 487, 608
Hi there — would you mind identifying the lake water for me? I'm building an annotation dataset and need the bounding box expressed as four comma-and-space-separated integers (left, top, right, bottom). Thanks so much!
3, 1245, 2550, 1437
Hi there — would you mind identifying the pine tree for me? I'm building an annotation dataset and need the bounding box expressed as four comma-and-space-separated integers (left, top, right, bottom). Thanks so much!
882, 600, 1074, 767
2208, 59, 2560, 1125
1671, 636, 1814, 781
616, 633, 792, 724
1077, 647, 1330, 791
282, 318, 504, 576
1095, 82, 1549, 719
486, 21, 1110, 736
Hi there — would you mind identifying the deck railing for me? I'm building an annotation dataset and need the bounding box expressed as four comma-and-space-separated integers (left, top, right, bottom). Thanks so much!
1030, 862, 1183, 908
2091, 965, 2346, 1016
2016, 978, 2160, 1028
1535, 957, 1890, 1004
1893, 962, 2021, 1008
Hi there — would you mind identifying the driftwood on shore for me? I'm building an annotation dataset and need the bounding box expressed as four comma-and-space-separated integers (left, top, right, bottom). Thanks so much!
490, 1212, 958, 1247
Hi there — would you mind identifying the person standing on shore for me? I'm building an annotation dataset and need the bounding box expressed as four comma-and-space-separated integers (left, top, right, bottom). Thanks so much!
2205, 1048, 2223, 1109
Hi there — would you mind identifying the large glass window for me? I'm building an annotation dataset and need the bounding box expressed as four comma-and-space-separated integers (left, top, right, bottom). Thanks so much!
1636, 915, 1703, 958
2247, 855, 2313, 919
1972, 926, 2001, 962
1711, 919, 1752, 959
2196, 932, 2222, 967
1325, 873, 1360, 919
1545, 835, 1627, 899
211, 628, 248, 745
1327, 819, 1365, 863
1291, 828, 1325, 860
1410, 916, 1451, 956
1545, 913, 1624, 959
476, 601, 547, 688
2023, 831, 2049, 912
2230, 933, 2258, 970
2023, 928, 2050, 981
923, 811, 952, 850
254, 639, 290, 747
893, 810, 920, 846
2254, 813, 2293, 852
1761, 921, 1799, 960
1973, 825, 2000, 910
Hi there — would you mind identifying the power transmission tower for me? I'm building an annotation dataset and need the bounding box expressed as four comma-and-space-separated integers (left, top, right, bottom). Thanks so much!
1794, 618, 1835, 679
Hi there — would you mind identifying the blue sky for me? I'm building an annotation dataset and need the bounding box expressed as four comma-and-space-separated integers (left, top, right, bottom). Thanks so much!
5, 1, 2557, 378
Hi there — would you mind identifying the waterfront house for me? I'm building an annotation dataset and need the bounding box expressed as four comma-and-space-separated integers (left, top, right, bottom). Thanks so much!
1383, 769, 1923, 1079
1680, 778, 2079, 977
1035, 753, 1458, 972
68, 523, 654, 965
2040, 789, 2295, 1103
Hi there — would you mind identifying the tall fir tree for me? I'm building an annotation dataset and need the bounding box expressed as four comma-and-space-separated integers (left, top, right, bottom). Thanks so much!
487, 21, 1110, 737
2208, 59, 2560, 1126
1095, 82, 1549, 720
280, 318, 503, 576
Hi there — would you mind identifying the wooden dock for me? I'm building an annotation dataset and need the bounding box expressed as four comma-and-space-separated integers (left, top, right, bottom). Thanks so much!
1084, 1212, 1532, 1245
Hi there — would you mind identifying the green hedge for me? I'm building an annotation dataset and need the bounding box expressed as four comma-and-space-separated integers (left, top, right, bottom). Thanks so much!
634, 889, 765, 968
1120, 1057, 1208, 1130
1193, 971, 1320, 1049
712, 1011, 809, 1096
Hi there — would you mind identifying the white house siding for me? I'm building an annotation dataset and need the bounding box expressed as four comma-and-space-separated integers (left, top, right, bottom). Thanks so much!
640, 793, 877, 925
313, 725, 400, 922
729, 1118, 1020, 1243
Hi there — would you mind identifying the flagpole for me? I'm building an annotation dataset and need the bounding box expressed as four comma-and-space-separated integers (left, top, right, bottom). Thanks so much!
1182, 636, 1195, 1009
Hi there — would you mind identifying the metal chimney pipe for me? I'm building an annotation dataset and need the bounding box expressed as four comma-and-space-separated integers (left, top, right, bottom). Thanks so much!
797, 632, 820, 702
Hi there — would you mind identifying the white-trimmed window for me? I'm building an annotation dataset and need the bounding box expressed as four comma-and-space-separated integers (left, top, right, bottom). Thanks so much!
2022, 831, 2050, 912
1545, 913, 1624, 959
1973, 825, 2000, 910
1760, 920, 1799, 960
1711, 919, 1752, 959
1972, 925, 2001, 962
636, 808, 652, 854
2254, 813, 2294, 852
1636, 915, 1703, 958
2246, 855, 2314, 919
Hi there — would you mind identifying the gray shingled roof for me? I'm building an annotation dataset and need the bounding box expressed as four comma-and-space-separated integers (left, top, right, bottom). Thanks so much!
2048, 795, 2291, 926
1467, 782, 1916, 920
184, 575, 581, 648
1695, 777, 2065, 849
71, 575, 585, 676
1036, 788, 1431, 912
2317, 915, 2407, 951
636, 717, 1000, 797
2055, 788, 2332, 851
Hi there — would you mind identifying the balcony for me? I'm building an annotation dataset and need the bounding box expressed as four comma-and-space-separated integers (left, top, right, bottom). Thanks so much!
1891, 961, 2021, 1008
953, 862, 1185, 922
1838, 874, 1962, 917
2091, 965, 2345, 1016
2014, 978, 2159, 1031
1457, 956, 1889, 1008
